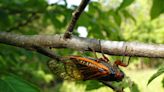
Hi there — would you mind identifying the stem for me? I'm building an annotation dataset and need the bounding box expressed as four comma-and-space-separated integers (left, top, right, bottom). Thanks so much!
64, 0, 90, 39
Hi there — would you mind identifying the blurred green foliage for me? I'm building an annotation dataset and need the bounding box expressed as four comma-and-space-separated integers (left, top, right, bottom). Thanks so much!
0, 0, 163, 92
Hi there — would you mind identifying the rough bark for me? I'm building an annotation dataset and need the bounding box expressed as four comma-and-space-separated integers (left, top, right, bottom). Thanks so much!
0, 32, 164, 58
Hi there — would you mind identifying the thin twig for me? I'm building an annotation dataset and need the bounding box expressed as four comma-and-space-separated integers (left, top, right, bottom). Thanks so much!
6, 13, 39, 32
33, 46, 61, 61
100, 81, 124, 92
64, 0, 90, 39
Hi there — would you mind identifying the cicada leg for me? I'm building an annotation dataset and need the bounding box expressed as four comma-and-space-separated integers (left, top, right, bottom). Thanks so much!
115, 46, 131, 67
114, 59, 129, 67
99, 40, 109, 62
89, 47, 98, 60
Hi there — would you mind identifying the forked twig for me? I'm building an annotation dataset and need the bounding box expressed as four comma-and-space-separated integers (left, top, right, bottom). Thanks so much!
6, 13, 39, 32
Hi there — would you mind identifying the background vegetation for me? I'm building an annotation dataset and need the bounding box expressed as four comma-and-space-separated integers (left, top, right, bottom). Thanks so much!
0, 0, 163, 92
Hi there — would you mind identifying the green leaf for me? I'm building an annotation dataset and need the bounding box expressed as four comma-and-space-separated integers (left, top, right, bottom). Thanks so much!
147, 66, 164, 85
150, 0, 164, 20
162, 78, 164, 88
122, 9, 136, 23
0, 74, 40, 92
113, 12, 122, 26
85, 80, 104, 90
117, 0, 135, 11
130, 82, 140, 92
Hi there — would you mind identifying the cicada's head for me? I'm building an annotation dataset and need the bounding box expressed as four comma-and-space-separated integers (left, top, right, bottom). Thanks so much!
113, 67, 125, 81
98, 60, 125, 82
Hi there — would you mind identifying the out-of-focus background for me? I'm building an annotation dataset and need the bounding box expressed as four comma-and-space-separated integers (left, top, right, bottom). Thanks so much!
0, 0, 163, 92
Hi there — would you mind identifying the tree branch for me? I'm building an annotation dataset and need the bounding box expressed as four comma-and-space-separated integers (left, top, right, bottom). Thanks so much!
0, 32, 164, 58
64, 0, 90, 38
100, 81, 124, 92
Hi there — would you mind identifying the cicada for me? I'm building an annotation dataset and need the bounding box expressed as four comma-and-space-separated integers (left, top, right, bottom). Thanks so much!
48, 47, 130, 82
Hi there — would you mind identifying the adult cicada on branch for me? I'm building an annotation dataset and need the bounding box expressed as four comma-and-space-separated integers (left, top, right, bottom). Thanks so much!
48, 41, 130, 92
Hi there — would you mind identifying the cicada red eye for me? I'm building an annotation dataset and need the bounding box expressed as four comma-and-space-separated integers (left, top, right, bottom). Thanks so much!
114, 70, 124, 81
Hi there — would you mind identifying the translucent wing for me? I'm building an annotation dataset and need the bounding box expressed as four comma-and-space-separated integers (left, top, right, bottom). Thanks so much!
47, 58, 83, 80
48, 56, 110, 81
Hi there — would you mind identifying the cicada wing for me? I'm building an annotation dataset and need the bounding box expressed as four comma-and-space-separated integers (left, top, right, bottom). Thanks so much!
48, 56, 109, 81
47, 59, 84, 80
74, 61, 98, 79
64, 60, 84, 80
71, 58, 109, 80
48, 60, 69, 79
